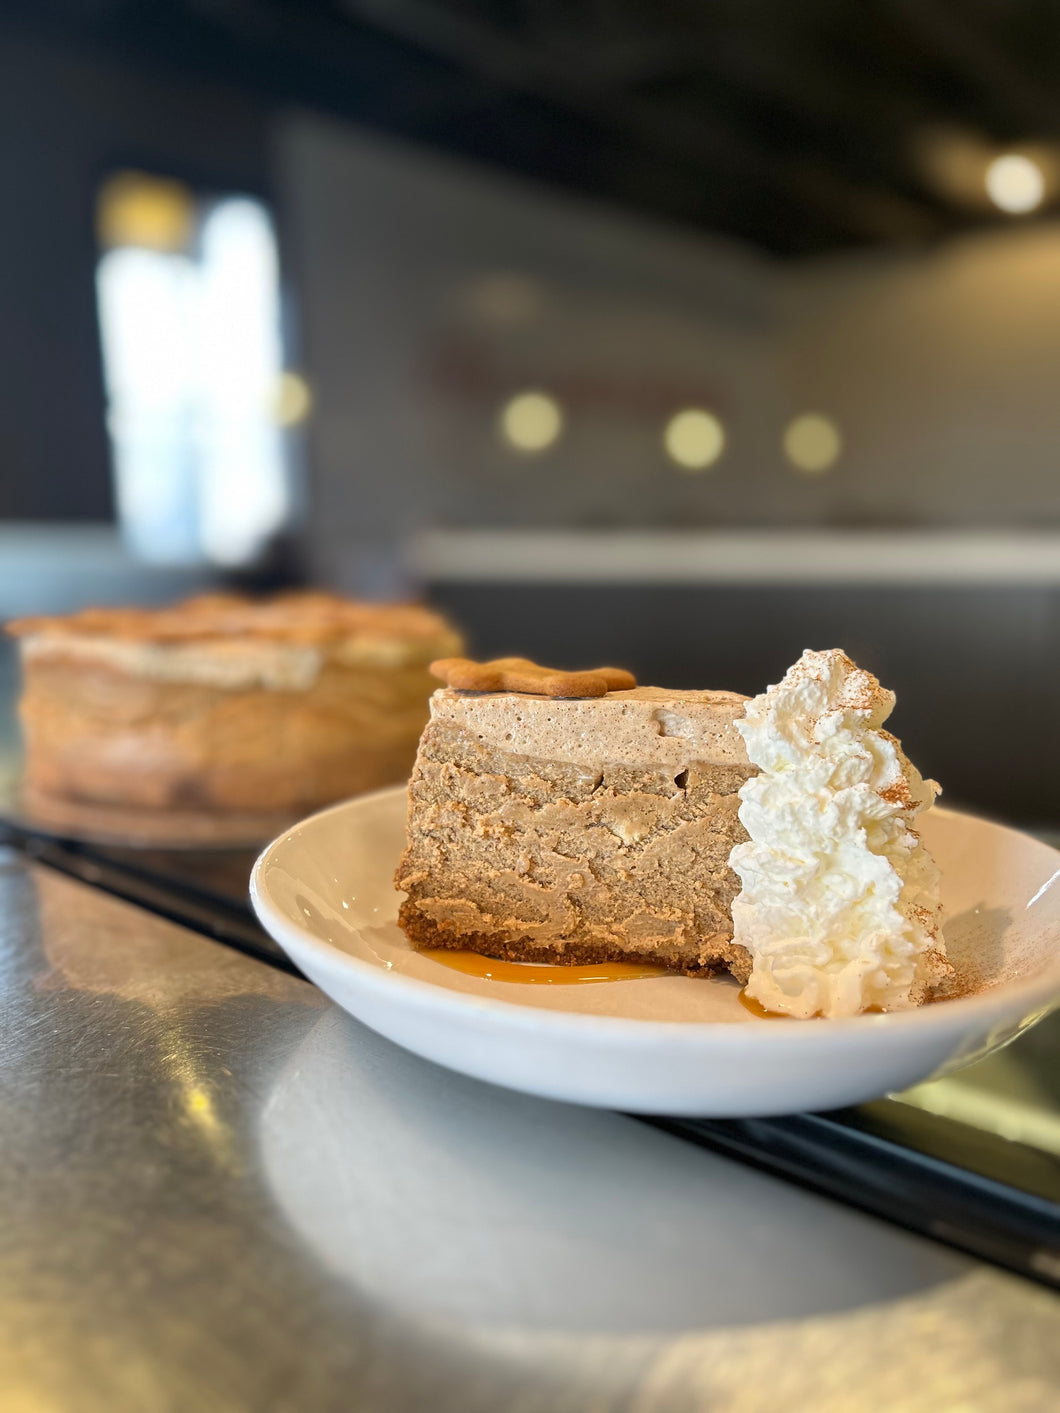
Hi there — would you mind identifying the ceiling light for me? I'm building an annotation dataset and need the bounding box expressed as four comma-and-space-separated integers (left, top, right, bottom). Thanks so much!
272, 371, 313, 426
783, 414, 841, 474
498, 391, 563, 453
97, 171, 194, 252
985, 154, 1045, 214
663, 409, 725, 471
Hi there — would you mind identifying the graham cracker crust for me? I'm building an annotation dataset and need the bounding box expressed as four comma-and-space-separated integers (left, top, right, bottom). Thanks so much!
398, 900, 753, 982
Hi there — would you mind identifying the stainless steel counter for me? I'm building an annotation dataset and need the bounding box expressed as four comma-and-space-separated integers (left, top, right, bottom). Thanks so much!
2, 849, 1059, 1412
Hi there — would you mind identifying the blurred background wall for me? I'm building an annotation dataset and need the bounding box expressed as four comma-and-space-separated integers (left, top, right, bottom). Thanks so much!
0, 3, 1057, 820
286, 117, 1060, 552
279, 115, 780, 586
781, 228, 1060, 527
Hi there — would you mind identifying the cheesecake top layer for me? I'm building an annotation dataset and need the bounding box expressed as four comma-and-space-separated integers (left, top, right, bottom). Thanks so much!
430, 684, 749, 768
9, 592, 463, 689
8, 591, 458, 650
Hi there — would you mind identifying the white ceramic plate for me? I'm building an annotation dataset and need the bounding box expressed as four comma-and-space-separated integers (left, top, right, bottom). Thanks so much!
251, 786, 1060, 1116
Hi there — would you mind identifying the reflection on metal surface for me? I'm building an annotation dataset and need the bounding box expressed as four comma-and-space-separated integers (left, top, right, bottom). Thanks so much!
2, 854, 1060, 1410
899, 1075, 1060, 1158
159, 1033, 243, 1175
261, 1010, 967, 1331
258, 1009, 1060, 1411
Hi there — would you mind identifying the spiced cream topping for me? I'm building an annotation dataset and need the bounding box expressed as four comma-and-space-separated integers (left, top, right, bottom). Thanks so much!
729, 649, 949, 1019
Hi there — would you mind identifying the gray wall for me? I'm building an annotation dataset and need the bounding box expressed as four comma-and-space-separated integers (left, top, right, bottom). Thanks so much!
279, 111, 1060, 591
781, 229, 1060, 528
277, 114, 781, 592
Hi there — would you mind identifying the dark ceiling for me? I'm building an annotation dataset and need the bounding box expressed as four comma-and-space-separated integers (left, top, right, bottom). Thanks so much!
5, 0, 1060, 255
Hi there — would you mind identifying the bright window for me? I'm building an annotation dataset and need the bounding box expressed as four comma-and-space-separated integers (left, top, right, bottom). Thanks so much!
95, 172, 301, 566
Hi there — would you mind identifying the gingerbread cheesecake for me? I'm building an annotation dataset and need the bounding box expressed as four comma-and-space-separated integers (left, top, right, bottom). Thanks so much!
8, 591, 462, 816
395, 658, 755, 976
396, 650, 952, 1016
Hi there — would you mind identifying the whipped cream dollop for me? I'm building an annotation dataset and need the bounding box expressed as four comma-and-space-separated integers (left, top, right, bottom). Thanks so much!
728, 649, 949, 1019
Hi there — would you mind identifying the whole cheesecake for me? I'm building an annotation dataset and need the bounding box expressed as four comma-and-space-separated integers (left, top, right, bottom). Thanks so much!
7, 591, 462, 815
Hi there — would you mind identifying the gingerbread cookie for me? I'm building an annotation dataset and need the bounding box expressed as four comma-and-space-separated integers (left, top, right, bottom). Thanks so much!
429, 656, 636, 698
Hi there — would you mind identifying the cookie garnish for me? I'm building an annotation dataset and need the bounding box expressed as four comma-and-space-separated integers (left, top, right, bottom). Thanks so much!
429, 656, 636, 698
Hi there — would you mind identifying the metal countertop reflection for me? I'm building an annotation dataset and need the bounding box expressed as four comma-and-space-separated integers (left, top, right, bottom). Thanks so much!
2, 850, 1060, 1412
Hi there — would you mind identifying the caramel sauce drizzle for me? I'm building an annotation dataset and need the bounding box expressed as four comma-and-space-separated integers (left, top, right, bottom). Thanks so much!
738, 989, 885, 1019
423, 952, 887, 1014
737, 989, 796, 1019
422, 948, 668, 985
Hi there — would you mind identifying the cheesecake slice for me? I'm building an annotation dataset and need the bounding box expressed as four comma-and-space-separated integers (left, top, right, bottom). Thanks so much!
395, 664, 755, 976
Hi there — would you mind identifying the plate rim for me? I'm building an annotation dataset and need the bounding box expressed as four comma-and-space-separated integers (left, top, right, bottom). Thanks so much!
250, 786, 1060, 1042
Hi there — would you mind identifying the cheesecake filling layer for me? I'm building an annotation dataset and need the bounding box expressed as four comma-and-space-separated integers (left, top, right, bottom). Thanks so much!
397, 688, 755, 974
20, 633, 327, 691
20, 630, 460, 692
729, 649, 950, 1019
